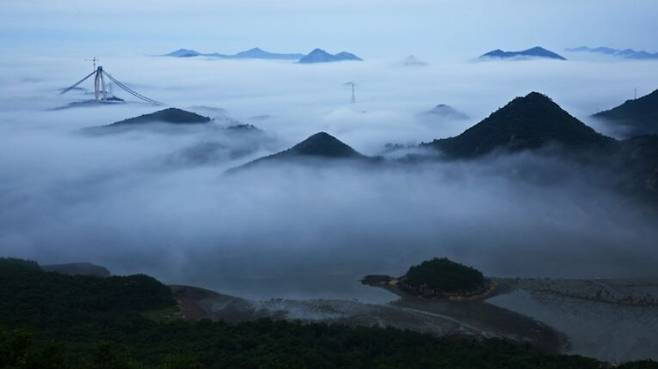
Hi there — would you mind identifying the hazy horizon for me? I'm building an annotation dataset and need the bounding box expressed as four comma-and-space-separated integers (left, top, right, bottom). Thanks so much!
2, 0, 658, 59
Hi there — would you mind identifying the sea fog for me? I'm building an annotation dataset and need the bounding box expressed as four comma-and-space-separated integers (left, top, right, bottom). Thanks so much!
1, 54, 658, 301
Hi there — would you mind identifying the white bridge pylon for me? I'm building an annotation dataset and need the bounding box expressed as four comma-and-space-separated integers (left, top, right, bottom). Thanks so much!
60, 64, 162, 105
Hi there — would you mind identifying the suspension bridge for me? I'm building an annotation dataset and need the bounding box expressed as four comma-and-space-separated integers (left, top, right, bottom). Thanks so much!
60, 59, 162, 105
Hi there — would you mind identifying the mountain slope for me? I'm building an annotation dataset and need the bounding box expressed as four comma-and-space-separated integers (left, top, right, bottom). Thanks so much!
298, 49, 363, 63
107, 108, 211, 127
426, 92, 613, 158
593, 89, 658, 136
480, 47, 566, 61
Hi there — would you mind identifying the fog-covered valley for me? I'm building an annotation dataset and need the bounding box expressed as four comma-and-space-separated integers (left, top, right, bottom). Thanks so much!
2, 55, 658, 302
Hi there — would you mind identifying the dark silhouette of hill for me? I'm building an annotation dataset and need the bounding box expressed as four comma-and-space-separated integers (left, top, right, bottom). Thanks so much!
257, 132, 364, 160
403, 257, 486, 295
278, 132, 363, 158
232, 132, 367, 171
480, 47, 566, 61
298, 49, 363, 63
593, 89, 658, 136
425, 92, 614, 158
106, 108, 211, 127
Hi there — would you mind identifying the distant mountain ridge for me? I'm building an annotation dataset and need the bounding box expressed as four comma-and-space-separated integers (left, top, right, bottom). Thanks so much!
425, 92, 612, 158
164, 48, 305, 60
164, 47, 363, 63
479, 47, 566, 61
566, 46, 658, 60
233, 48, 305, 60
298, 49, 363, 64
593, 89, 658, 136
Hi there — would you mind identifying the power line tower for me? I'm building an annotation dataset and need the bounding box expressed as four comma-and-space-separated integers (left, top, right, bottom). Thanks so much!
85, 57, 98, 71
344, 81, 356, 104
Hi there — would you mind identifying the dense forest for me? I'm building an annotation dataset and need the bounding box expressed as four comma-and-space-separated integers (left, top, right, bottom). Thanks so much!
1, 257, 657, 369
403, 257, 486, 293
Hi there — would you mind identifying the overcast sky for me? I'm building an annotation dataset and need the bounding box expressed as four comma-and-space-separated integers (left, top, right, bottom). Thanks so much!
1, 0, 657, 59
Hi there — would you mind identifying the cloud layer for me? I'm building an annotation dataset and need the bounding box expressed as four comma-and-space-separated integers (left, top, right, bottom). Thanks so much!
1, 55, 658, 301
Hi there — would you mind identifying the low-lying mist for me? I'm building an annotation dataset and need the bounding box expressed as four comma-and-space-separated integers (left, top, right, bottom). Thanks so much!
1, 55, 658, 302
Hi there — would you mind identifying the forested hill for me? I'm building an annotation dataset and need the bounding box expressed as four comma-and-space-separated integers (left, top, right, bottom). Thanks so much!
1, 257, 656, 369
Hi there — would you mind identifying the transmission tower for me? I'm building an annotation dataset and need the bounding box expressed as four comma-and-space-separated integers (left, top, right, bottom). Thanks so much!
344, 81, 356, 104
85, 57, 98, 71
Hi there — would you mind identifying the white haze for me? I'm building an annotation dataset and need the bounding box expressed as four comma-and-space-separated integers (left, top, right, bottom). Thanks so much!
1, 55, 658, 302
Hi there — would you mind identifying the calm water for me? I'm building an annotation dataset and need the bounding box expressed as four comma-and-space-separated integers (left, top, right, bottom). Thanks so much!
488, 290, 658, 363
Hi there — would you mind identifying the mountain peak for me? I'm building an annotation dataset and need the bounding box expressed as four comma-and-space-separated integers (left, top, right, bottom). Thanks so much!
107, 108, 211, 127
299, 49, 363, 63
426, 92, 613, 157
287, 132, 363, 158
480, 47, 566, 61
165, 49, 201, 57
517, 91, 553, 103
309, 48, 329, 55
231, 132, 366, 171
